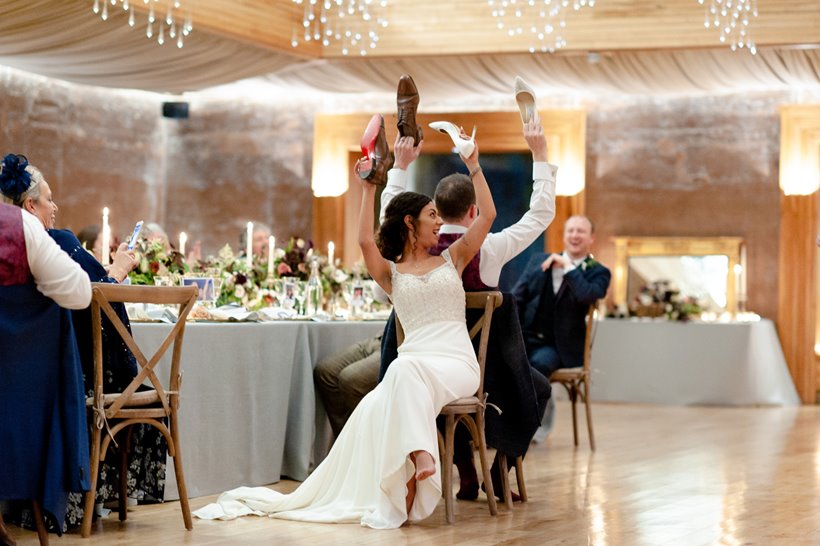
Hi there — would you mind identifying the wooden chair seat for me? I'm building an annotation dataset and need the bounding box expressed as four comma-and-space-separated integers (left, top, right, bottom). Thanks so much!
549, 367, 585, 382
440, 396, 481, 412
81, 283, 197, 538
85, 389, 174, 409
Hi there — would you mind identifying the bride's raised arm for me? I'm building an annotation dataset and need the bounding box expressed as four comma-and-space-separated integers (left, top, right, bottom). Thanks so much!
448, 137, 496, 274
358, 174, 393, 295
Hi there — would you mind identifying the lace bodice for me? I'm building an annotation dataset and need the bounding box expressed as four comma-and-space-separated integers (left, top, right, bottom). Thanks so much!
390, 249, 465, 333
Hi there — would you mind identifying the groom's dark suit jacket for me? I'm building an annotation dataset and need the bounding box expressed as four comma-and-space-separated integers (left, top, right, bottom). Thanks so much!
513, 252, 611, 368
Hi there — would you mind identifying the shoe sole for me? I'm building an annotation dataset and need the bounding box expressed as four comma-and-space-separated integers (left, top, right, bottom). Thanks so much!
516, 91, 536, 124
358, 114, 382, 179
360, 113, 382, 160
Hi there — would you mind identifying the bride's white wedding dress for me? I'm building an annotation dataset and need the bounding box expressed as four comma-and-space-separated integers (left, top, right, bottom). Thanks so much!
193, 249, 479, 529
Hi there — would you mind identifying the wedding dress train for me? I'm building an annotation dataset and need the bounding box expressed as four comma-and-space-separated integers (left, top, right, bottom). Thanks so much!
194, 249, 478, 529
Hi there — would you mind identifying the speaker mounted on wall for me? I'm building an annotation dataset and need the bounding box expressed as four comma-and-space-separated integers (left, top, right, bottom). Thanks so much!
162, 101, 189, 119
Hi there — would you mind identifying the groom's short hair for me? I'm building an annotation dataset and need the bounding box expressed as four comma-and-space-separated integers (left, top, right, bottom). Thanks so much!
434, 174, 475, 221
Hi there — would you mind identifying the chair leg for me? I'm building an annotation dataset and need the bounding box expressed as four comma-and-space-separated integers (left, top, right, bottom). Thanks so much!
497, 454, 513, 510
474, 411, 497, 517
442, 414, 456, 524
81, 424, 103, 538
31, 501, 48, 546
583, 378, 596, 451
514, 456, 528, 502
569, 384, 579, 447
118, 428, 131, 522
170, 410, 193, 530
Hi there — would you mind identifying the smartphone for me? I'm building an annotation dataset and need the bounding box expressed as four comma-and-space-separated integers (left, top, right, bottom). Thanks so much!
127, 220, 144, 250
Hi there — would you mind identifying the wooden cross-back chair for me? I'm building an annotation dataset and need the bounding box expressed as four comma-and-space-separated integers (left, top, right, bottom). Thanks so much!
81, 283, 197, 538
549, 302, 598, 450
396, 291, 504, 524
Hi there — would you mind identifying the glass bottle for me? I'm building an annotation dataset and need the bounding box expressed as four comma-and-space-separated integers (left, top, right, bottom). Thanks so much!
305, 259, 324, 316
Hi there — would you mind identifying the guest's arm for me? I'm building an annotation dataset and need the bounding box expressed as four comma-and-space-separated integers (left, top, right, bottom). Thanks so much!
563, 265, 611, 306
22, 211, 91, 309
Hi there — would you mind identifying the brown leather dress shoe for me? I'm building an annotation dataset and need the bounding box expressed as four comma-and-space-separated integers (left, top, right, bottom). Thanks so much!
397, 74, 422, 146
368, 120, 394, 187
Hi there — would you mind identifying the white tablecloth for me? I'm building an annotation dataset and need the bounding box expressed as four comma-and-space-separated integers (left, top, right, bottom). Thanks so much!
132, 320, 385, 501
589, 318, 800, 406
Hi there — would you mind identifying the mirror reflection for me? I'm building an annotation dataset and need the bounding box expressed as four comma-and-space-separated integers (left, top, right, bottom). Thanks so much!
627, 255, 729, 313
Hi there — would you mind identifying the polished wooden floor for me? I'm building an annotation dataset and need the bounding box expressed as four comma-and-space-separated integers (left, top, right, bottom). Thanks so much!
9, 401, 820, 545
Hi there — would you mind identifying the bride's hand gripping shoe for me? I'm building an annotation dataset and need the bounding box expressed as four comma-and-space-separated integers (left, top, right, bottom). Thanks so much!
428, 121, 476, 158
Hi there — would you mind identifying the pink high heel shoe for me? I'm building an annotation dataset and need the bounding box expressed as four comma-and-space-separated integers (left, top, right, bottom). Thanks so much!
357, 113, 382, 178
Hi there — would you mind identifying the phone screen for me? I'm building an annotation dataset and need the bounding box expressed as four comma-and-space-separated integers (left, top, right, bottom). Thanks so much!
127, 220, 144, 250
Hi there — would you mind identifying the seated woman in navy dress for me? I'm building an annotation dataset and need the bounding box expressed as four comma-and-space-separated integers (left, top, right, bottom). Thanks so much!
0, 157, 92, 538
0, 153, 168, 530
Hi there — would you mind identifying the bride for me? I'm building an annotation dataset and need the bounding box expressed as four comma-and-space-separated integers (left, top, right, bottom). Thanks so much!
194, 117, 495, 529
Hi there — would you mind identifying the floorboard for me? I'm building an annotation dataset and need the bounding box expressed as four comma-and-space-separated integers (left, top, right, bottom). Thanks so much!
8, 401, 820, 545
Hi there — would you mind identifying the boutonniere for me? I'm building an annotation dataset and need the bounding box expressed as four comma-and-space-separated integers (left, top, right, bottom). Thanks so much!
582, 256, 598, 271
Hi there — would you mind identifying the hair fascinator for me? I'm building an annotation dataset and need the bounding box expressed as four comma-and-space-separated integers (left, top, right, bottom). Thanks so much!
0, 154, 32, 200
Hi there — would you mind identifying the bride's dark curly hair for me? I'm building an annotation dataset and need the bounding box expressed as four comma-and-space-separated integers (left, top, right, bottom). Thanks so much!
376, 191, 432, 261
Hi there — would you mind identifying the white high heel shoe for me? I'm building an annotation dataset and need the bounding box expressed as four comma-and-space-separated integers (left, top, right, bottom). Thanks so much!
428, 121, 476, 158
514, 76, 537, 124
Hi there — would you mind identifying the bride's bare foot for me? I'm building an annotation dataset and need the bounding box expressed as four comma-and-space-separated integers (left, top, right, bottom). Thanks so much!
413, 450, 436, 481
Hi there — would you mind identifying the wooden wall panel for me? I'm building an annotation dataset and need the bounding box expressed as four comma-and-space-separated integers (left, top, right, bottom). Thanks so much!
777, 194, 818, 403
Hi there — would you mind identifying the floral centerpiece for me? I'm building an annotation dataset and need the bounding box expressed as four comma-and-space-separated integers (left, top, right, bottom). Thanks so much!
128, 238, 188, 285
199, 245, 276, 310
631, 280, 702, 322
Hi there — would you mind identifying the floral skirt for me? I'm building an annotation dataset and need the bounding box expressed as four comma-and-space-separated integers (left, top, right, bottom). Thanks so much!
10, 422, 167, 533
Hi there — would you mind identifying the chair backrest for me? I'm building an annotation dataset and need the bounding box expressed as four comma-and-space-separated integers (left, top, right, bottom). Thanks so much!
395, 291, 503, 398
582, 302, 598, 373
90, 283, 198, 418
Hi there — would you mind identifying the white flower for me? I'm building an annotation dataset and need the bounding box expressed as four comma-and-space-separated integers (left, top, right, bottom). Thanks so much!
296, 238, 305, 249
234, 285, 246, 299
332, 269, 349, 284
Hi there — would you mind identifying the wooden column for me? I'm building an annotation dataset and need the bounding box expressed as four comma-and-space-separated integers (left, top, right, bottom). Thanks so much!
777, 193, 818, 403
311, 195, 345, 263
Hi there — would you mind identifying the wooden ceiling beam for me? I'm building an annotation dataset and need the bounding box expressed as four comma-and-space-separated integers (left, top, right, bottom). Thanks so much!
136, 1, 820, 59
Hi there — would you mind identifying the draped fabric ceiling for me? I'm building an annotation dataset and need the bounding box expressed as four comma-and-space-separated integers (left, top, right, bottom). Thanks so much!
1, 1, 820, 100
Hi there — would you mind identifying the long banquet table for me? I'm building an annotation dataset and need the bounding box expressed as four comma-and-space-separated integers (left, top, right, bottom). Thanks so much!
588, 318, 800, 406
132, 320, 385, 501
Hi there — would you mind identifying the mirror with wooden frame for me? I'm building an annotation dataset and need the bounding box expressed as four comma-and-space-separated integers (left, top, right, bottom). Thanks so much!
612, 236, 745, 315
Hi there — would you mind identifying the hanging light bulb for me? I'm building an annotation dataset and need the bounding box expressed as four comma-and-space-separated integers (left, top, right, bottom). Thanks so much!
291, 0, 389, 54
90, 0, 194, 49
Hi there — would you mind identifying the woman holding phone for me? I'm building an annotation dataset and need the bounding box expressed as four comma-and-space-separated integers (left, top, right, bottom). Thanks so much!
0, 153, 167, 531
